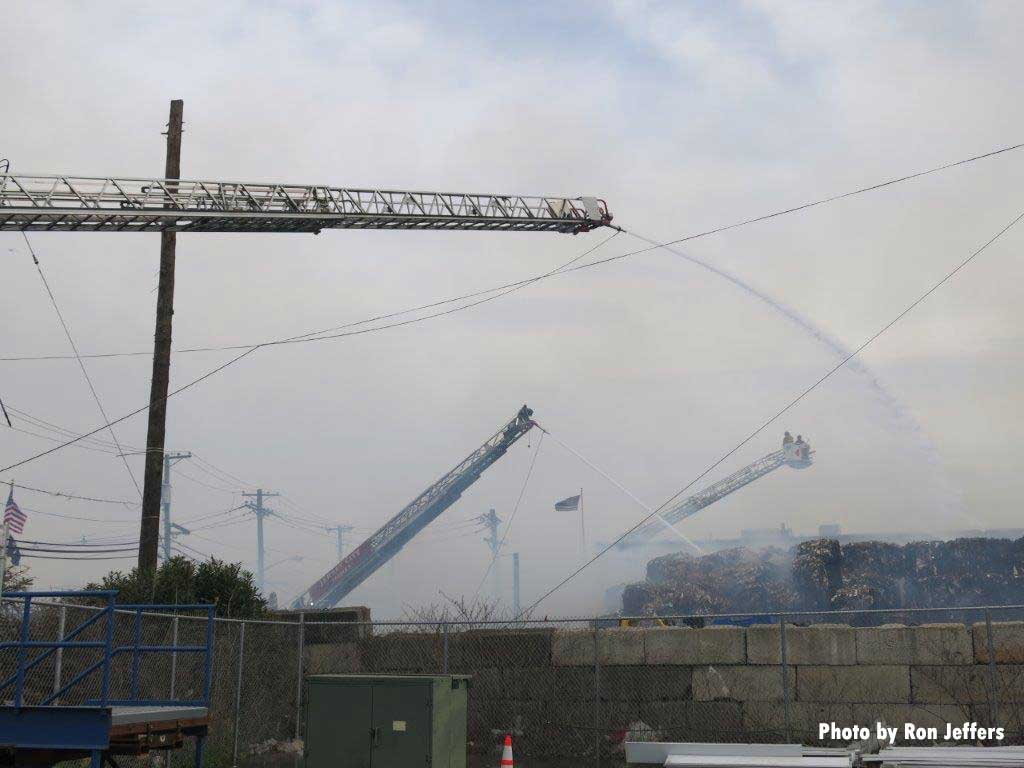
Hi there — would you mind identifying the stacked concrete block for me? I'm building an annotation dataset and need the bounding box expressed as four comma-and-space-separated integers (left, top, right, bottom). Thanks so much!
450, 627, 553, 670
692, 666, 795, 702
972, 621, 1024, 663
748, 624, 857, 665
856, 623, 973, 665
551, 628, 595, 666
797, 665, 911, 703
359, 631, 441, 672
645, 626, 745, 665
911, 664, 1024, 704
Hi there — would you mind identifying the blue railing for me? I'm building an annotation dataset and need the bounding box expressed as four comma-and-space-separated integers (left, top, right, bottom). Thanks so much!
0, 590, 215, 709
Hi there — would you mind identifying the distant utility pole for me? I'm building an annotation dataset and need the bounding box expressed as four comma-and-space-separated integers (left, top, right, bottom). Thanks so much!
139, 99, 184, 572
326, 525, 354, 560
161, 451, 192, 562
242, 489, 279, 595
481, 508, 502, 600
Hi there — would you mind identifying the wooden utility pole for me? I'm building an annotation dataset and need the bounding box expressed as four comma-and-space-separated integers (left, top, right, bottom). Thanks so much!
138, 99, 183, 572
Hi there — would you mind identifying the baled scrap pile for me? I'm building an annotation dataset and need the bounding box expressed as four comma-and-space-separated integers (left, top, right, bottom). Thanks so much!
904, 538, 1023, 608
792, 539, 843, 610
623, 547, 795, 616
623, 537, 1024, 617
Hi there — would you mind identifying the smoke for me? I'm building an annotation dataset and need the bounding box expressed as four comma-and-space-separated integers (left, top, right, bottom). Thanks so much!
632, 234, 968, 524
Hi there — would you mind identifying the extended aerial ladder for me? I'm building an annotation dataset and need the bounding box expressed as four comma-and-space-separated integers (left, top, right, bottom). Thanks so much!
293, 405, 538, 608
0, 174, 612, 234
622, 436, 814, 547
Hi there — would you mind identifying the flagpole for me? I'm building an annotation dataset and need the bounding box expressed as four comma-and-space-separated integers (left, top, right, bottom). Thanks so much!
579, 487, 585, 560
0, 517, 9, 603
2, 480, 15, 603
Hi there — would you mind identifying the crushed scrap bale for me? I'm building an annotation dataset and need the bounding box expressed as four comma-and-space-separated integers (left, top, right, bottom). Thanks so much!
622, 537, 1024, 618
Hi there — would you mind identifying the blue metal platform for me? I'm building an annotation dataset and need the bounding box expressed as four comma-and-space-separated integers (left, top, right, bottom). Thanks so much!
0, 590, 215, 768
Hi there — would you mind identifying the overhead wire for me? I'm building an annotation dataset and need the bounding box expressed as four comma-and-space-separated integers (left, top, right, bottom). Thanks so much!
3, 141, 1021, 476
172, 467, 238, 494
2, 481, 138, 506
2, 140, 1022, 367
19, 233, 142, 497
17, 505, 137, 524
18, 553, 137, 561
178, 503, 248, 527
16, 537, 138, 548
524, 202, 1024, 614
189, 453, 254, 489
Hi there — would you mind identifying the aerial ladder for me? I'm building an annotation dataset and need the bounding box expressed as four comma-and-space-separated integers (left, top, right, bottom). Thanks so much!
0, 174, 612, 234
622, 435, 814, 547
292, 405, 538, 608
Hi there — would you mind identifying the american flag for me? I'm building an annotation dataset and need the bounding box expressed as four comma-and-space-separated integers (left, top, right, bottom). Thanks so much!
554, 494, 581, 512
4, 489, 27, 535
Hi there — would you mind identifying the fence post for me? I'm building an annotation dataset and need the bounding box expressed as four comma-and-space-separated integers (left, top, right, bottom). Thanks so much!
593, 623, 601, 768
779, 614, 792, 743
442, 623, 449, 674
985, 609, 999, 727
170, 615, 179, 699
232, 622, 246, 768
295, 613, 306, 741
53, 605, 66, 703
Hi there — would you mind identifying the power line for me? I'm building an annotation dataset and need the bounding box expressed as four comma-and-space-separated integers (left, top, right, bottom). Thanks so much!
18, 552, 136, 561
0, 232, 620, 362
16, 538, 138, 547
2, 481, 138, 506
189, 453, 254, 489
3, 141, 1021, 476
6, 406, 143, 452
2, 140, 1021, 366
17, 505, 137, 524
16, 544, 138, 554
172, 467, 237, 493
20, 233, 142, 498
525, 203, 1024, 614
178, 503, 247, 526
6, 423, 128, 456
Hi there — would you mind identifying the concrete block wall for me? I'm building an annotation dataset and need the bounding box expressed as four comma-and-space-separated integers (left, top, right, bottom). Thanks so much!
308, 621, 1024, 752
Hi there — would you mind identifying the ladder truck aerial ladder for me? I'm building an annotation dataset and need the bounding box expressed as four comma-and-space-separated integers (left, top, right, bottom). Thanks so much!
622, 434, 814, 547
292, 405, 538, 609
0, 175, 613, 234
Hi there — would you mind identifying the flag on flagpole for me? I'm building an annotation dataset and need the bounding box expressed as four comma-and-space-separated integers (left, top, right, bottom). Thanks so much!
4, 489, 27, 535
554, 494, 581, 512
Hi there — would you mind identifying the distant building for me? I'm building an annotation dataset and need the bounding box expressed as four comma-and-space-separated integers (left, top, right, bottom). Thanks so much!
819, 523, 842, 538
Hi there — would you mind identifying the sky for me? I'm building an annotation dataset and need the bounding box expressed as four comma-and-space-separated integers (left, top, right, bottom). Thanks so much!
1, 0, 1022, 617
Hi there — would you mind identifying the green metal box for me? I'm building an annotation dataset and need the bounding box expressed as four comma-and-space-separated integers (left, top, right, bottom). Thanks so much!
305, 674, 470, 768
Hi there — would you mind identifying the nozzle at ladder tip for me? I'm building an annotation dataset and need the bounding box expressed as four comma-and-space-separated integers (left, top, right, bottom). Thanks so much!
500, 734, 514, 767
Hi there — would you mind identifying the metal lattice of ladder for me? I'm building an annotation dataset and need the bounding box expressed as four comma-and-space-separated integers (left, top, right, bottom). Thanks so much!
0, 175, 613, 234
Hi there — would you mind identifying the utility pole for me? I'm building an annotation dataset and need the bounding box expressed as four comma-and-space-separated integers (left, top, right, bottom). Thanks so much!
513, 552, 521, 618
139, 99, 184, 573
326, 525, 354, 560
481, 508, 502, 600
160, 451, 192, 562
242, 489, 279, 595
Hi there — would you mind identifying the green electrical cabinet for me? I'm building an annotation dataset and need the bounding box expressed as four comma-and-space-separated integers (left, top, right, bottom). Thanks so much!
305, 674, 470, 768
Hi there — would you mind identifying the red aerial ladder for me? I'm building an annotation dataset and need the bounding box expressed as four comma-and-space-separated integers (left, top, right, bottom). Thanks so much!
292, 405, 538, 608
622, 434, 814, 547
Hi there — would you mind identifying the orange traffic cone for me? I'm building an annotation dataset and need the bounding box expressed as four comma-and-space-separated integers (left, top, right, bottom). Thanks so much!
499, 734, 514, 767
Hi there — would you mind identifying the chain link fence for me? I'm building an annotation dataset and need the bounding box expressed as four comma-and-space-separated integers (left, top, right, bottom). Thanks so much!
4, 602, 1024, 768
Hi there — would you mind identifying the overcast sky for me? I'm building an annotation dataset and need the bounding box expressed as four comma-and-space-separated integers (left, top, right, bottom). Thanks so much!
1, 1, 1022, 617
